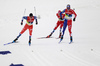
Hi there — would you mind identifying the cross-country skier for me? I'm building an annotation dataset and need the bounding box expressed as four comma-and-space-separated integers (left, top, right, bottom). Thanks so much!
46, 10, 65, 38
13, 13, 38, 46
60, 4, 77, 43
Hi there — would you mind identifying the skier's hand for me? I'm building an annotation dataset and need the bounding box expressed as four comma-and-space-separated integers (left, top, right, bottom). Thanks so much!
73, 18, 76, 21
59, 17, 63, 20
36, 22, 38, 25
21, 22, 23, 25
36, 19, 38, 25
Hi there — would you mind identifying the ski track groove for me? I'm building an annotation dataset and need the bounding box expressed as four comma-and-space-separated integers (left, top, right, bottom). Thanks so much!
91, 50, 100, 57
21, 46, 53, 66
20, 47, 38, 66
60, 50, 96, 66
31, 49, 54, 66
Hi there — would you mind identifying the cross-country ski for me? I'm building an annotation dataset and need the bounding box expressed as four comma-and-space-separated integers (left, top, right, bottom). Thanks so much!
4, 42, 14, 46
69, 41, 72, 44
37, 37, 53, 39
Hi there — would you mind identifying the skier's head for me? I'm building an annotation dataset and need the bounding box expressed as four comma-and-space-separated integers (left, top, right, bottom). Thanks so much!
58, 10, 61, 14
67, 4, 70, 10
29, 13, 33, 17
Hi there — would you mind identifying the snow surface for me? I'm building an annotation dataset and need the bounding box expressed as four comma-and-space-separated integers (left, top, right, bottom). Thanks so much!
0, 0, 100, 66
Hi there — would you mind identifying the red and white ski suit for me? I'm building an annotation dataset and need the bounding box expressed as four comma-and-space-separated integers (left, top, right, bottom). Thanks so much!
54, 12, 65, 30
20, 16, 37, 36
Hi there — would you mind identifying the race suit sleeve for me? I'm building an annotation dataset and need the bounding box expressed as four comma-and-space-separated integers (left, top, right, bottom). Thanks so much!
60, 9, 66, 18
21, 16, 27, 22
72, 10, 77, 18
34, 16, 38, 24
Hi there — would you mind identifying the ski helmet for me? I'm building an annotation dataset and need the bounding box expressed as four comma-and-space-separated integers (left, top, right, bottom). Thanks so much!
58, 10, 61, 14
67, 4, 70, 9
29, 13, 33, 17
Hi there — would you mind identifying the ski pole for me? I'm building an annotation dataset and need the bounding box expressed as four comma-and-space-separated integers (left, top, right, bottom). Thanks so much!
23, 9, 26, 16
34, 7, 36, 16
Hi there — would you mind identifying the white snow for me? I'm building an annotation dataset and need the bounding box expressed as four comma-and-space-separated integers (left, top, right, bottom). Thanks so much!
0, 0, 100, 66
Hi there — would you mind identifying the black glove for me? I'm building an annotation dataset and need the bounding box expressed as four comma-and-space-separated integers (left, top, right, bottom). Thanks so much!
59, 17, 63, 20
21, 22, 23, 25
36, 22, 38, 25
36, 19, 38, 25
73, 18, 76, 21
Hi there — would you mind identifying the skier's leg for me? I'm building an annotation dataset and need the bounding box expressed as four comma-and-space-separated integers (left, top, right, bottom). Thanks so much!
28, 25, 33, 45
13, 24, 28, 42
29, 36, 31, 46
54, 21, 60, 30
59, 21, 63, 38
68, 20, 72, 36
62, 19, 67, 36
68, 20, 73, 42
47, 21, 60, 38
57, 27, 63, 38
13, 33, 21, 42
20, 24, 28, 35
29, 28, 33, 36
60, 19, 67, 42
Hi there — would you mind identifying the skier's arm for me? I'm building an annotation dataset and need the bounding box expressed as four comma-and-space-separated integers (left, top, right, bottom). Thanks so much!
61, 9, 66, 13
34, 16, 38, 25
72, 10, 77, 21
60, 9, 66, 19
21, 16, 27, 22
72, 10, 77, 18
21, 16, 27, 25
56, 13, 59, 19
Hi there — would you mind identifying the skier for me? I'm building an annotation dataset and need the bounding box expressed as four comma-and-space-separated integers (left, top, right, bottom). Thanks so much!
60, 4, 77, 43
46, 10, 65, 38
13, 13, 38, 46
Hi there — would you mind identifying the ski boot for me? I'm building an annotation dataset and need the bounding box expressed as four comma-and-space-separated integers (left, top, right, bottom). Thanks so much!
29, 36, 31, 46
69, 36, 73, 44
46, 33, 52, 38
13, 38, 18, 43
13, 34, 21, 43
70, 36, 73, 42
29, 39, 31, 46
59, 32, 62, 38
61, 35, 63, 40
59, 35, 63, 43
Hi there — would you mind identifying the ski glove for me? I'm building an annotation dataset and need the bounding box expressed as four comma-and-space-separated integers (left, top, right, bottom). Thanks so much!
36, 19, 38, 25
21, 22, 23, 25
73, 18, 76, 21
59, 17, 63, 20
36, 22, 38, 25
